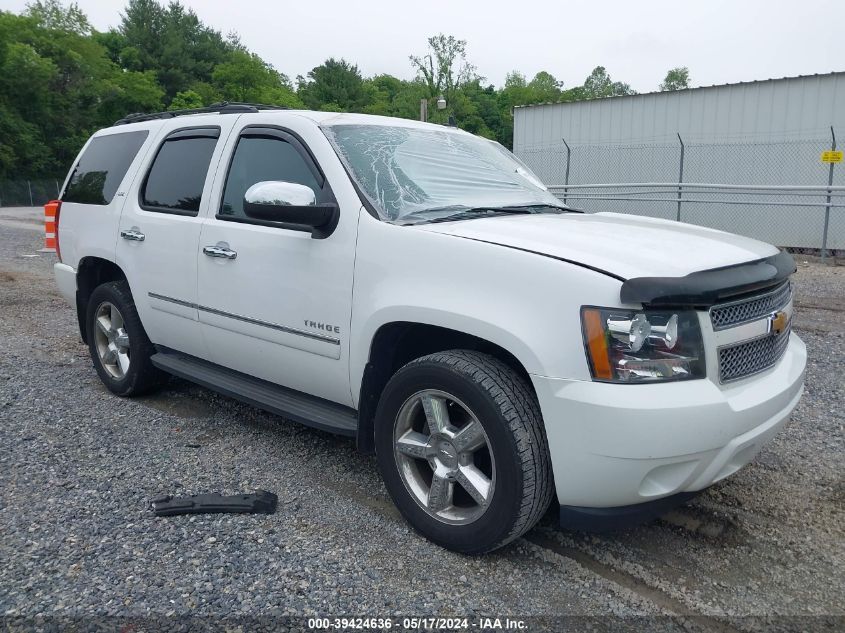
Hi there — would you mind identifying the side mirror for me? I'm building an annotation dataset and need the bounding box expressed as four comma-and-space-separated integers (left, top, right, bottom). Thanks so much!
243, 181, 339, 239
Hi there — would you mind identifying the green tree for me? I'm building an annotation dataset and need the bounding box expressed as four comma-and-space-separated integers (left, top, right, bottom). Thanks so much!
361, 74, 404, 115
0, 36, 57, 175
92, 28, 127, 64
0, 0, 650, 180
0, 4, 169, 177
0, 42, 58, 112
528, 71, 563, 102
118, 0, 231, 102
660, 67, 690, 91
297, 58, 368, 112
0, 103, 47, 176
491, 70, 564, 148
495, 72, 530, 148
409, 33, 478, 112
500, 71, 531, 105
99, 68, 165, 122
376, 78, 429, 119
581, 66, 635, 99
117, 0, 164, 70
187, 81, 219, 105
24, 0, 91, 34
168, 89, 204, 110
455, 80, 501, 139
212, 50, 271, 101
212, 50, 302, 107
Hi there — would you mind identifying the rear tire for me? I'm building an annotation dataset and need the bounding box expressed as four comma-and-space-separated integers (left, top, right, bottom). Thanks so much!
374, 350, 553, 554
86, 281, 165, 396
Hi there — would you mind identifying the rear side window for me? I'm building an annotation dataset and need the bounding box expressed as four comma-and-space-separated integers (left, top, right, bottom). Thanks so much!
63, 131, 148, 205
141, 127, 219, 215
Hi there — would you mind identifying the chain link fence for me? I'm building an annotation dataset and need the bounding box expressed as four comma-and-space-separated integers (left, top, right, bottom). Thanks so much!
7, 134, 845, 255
0, 179, 62, 208
518, 129, 843, 256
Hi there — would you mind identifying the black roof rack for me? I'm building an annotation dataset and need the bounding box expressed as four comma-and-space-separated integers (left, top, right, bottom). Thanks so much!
114, 101, 290, 126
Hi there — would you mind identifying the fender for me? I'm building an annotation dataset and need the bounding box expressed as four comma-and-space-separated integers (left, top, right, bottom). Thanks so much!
350, 307, 543, 408
348, 214, 627, 404
74, 256, 129, 343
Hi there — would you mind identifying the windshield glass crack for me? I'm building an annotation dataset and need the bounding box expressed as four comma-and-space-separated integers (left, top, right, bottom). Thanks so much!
323, 123, 569, 224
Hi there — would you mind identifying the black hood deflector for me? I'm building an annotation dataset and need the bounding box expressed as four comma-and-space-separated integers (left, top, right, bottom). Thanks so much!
621, 250, 796, 307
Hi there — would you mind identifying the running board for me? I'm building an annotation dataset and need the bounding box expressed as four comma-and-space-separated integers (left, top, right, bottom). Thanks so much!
150, 351, 357, 436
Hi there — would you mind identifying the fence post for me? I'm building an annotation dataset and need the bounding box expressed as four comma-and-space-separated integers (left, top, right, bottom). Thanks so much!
28, 180, 34, 207
676, 133, 685, 222
821, 126, 836, 261
55, 180, 60, 198
562, 138, 571, 205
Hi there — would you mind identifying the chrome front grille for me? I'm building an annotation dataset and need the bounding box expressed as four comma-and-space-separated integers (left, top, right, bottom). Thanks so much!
711, 281, 793, 383
718, 321, 792, 382
710, 282, 792, 331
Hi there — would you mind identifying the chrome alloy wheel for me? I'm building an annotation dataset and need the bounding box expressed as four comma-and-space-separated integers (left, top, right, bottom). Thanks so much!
393, 389, 496, 525
93, 301, 131, 379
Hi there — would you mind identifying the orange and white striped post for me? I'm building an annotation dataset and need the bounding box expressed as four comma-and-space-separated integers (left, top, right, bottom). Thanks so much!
43, 200, 59, 253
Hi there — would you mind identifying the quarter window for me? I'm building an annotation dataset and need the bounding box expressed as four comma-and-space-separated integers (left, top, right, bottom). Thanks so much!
142, 128, 219, 214
63, 131, 148, 205
220, 135, 320, 219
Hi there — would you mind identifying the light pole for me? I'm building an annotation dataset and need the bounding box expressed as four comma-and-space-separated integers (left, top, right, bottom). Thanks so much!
421, 95, 447, 123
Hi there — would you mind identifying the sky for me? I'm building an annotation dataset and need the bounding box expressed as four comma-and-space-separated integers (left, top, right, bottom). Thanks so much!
2, 0, 843, 92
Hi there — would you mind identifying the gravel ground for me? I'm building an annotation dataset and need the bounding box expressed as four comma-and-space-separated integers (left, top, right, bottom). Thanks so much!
0, 208, 842, 632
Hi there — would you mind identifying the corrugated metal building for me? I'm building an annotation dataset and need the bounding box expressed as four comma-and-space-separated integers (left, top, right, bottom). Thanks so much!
513, 72, 845, 251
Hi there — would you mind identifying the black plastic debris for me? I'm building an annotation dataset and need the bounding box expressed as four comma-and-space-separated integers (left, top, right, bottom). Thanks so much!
151, 491, 278, 517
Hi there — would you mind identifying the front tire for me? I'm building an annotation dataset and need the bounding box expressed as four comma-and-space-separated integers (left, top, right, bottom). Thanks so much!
86, 280, 164, 396
374, 350, 553, 553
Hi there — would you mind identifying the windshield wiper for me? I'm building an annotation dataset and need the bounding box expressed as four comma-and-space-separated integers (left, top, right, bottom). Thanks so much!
400, 203, 574, 226
425, 207, 533, 224
497, 203, 576, 213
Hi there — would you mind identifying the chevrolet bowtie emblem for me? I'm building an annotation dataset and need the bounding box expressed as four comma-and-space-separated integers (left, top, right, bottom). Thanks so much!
769, 310, 788, 335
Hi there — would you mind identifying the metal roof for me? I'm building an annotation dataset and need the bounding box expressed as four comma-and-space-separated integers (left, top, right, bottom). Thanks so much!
514, 71, 845, 109
513, 71, 845, 147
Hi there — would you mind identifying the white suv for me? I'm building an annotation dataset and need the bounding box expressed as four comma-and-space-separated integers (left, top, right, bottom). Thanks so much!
52, 103, 806, 553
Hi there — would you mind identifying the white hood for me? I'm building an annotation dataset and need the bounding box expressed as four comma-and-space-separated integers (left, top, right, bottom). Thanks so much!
413, 212, 779, 279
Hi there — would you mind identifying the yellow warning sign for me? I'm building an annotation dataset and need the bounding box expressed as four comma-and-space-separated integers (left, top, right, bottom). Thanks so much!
821, 150, 843, 163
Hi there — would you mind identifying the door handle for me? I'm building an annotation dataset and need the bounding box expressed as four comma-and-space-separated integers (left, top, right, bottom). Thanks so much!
120, 229, 145, 242
203, 244, 237, 260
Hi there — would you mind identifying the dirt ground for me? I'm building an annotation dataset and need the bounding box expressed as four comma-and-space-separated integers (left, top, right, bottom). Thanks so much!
0, 207, 842, 632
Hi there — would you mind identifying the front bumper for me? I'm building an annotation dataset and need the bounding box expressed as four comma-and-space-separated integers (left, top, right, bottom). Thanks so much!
558, 490, 702, 532
532, 334, 806, 510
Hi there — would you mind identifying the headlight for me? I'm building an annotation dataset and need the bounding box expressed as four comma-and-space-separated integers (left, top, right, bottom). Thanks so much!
581, 307, 705, 383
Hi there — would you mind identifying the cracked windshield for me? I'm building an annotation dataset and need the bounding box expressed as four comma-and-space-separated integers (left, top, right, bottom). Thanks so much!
324, 124, 564, 224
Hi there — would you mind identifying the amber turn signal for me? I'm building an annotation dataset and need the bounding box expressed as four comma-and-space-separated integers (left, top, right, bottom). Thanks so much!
581, 308, 613, 380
